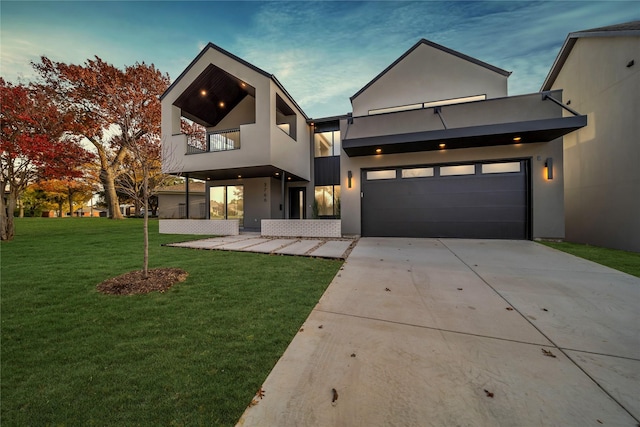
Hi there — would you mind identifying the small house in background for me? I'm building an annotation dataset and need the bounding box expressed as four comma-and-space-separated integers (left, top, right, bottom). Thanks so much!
157, 182, 207, 219
542, 21, 640, 252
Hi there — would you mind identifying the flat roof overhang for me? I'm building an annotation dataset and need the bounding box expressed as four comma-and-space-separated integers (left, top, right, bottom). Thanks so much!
342, 115, 587, 157
177, 165, 307, 183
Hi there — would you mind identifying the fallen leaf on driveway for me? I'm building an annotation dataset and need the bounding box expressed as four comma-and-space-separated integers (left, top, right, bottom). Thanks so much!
541, 348, 557, 358
484, 389, 494, 398
385, 287, 391, 292
332, 388, 339, 403
506, 307, 514, 311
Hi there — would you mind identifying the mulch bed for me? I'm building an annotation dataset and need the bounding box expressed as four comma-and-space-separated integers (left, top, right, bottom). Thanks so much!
97, 268, 188, 295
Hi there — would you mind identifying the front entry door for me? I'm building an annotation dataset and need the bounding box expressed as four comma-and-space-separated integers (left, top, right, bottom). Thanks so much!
289, 188, 306, 219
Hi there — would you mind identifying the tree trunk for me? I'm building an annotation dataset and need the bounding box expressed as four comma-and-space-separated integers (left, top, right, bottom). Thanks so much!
142, 167, 149, 278
101, 167, 123, 219
1, 189, 18, 241
67, 190, 74, 218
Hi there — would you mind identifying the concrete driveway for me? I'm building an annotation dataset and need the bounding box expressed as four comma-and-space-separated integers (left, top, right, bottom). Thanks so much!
237, 238, 640, 426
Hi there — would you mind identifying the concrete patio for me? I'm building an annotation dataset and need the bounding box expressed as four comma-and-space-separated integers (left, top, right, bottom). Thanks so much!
167, 234, 356, 259
236, 238, 640, 426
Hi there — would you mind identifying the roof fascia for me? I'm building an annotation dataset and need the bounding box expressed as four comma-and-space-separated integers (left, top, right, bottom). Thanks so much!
270, 75, 309, 120
161, 42, 271, 101
161, 42, 309, 120
541, 26, 640, 91
350, 39, 512, 102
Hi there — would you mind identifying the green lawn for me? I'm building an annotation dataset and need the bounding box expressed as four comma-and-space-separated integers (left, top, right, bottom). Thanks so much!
1, 218, 342, 426
539, 240, 640, 277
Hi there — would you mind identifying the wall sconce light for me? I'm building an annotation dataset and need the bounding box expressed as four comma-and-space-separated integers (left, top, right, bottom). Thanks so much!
545, 158, 553, 180
348, 170, 353, 188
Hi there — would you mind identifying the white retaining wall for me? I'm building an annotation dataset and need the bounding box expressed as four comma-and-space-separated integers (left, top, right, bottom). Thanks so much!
159, 219, 239, 235
261, 219, 342, 238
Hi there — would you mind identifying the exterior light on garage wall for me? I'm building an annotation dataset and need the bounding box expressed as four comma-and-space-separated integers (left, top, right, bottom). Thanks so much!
348, 170, 353, 188
375, 148, 382, 154
438, 143, 446, 149
545, 158, 553, 180
513, 136, 522, 142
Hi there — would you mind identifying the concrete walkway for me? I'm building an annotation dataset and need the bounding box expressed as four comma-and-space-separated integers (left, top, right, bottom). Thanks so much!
167, 234, 355, 259
236, 238, 640, 426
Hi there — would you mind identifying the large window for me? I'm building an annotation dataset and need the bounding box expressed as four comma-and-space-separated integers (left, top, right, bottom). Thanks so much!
314, 131, 340, 157
209, 185, 244, 226
314, 185, 340, 217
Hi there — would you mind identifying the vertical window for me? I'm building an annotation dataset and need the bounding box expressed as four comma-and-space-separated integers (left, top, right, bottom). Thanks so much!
314, 185, 341, 217
314, 131, 341, 157
209, 187, 225, 220
209, 185, 244, 226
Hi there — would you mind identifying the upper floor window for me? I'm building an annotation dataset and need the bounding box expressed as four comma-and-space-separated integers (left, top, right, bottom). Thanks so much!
275, 94, 297, 140
368, 94, 486, 116
314, 130, 341, 157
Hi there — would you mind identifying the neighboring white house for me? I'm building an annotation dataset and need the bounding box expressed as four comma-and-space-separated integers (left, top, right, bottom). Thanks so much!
542, 21, 640, 252
161, 39, 586, 239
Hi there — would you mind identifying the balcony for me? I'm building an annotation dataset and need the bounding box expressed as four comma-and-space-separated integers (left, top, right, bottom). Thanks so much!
186, 128, 241, 154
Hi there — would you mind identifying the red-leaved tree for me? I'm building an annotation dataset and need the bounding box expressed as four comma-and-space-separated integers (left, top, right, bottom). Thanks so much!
32, 56, 170, 219
0, 78, 93, 240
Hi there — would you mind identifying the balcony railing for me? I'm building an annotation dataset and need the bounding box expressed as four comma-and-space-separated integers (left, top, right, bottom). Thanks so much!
209, 128, 240, 152
186, 128, 241, 154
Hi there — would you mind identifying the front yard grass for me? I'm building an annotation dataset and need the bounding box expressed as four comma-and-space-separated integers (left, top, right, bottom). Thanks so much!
540, 240, 640, 277
1, 218, 343, 426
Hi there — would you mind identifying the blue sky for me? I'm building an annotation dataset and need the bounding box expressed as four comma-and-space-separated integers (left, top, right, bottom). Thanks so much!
1, 1, 638, 118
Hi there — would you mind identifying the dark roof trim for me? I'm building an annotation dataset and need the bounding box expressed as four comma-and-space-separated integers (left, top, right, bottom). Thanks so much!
307, 114, 350, 124
161, 42, 308, 120
350, 39, 512, 102
541, 20, 640, 91
161, 42, 270, 101
342, 115, 587, 157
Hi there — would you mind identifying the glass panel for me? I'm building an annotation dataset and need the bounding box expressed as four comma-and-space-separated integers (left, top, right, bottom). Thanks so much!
334, 185, 341, 218
314, 131, 333, 157
227, 185, 244, 227
332, 131, 341, 156
315, 185, 334, 216
440, 165, 475, 176
482, 162, 521, 174
209, 187, 225, 219
402, 167, 434, 178
367, 170, 396, 180
369, 103, 422, 115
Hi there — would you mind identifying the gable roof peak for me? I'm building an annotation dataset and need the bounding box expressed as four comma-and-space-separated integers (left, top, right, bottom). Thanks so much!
541, 20, 640, 91
350, 38, 511, 102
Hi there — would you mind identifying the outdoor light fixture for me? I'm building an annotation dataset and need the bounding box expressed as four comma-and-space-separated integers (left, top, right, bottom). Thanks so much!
219, 101, 225, 108
375, 148, 382, 154
438, 143, 446, 149
513, 136, 522, 142
200, 90, 207, 96
545, 158, 553, 180
348, 170, 353, 188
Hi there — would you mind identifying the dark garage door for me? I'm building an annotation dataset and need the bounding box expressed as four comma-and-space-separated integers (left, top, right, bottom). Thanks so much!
361, 160, 529, 239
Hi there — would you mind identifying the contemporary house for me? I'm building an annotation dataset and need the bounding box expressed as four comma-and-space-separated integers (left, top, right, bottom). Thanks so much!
542, 21, 640, 252
161, 39, 586, 239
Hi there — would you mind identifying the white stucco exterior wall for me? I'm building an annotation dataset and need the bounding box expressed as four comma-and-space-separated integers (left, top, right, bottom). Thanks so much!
351, 42, 509, 117
551, 35, 640, 252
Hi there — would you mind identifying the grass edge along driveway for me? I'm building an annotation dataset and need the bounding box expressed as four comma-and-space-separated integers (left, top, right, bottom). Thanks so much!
539, 240, 640, 278
1, 218, 343, 426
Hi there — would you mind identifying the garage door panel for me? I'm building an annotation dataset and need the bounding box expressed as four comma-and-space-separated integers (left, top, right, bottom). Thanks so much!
362, 161, 529, 239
